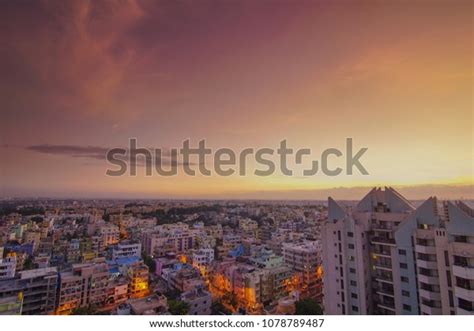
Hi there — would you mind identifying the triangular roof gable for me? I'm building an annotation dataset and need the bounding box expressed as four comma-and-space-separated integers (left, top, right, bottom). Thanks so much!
328, 197, 347, 221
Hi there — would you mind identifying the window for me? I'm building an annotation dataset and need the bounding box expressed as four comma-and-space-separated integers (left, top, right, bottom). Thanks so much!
347, 232, 354, 237
348, 244, 355, 249
350, 280, 357, 286
350, 268, 356, 274
352, 305, 359, 312
348, 256, 355, 261
401, 276, 409, 283
351, 293, 358, 299
446, 270, 452, 287
454, 236, 467, 243
398, 249, 406, 255
403, 304, 411, 312
400, 263, 408, 269
448, 290, 454, 307
444, 251, 450, 267
402, 290, 410, 297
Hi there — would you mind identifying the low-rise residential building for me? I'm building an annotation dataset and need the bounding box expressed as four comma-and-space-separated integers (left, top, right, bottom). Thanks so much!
282, 240, 323, 302
181, 286, 212, 315
0, 293, 23, 315
57, 261, 110, 314
0, 255, 16, 280
128, 294, 167, 315
112, 241, 142, 260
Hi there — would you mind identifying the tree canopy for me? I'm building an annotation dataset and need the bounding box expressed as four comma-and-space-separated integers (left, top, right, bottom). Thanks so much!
295, 298, 323, 315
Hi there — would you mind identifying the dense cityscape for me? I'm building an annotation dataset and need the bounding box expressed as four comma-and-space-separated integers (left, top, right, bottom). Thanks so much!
0, 187, 472, 315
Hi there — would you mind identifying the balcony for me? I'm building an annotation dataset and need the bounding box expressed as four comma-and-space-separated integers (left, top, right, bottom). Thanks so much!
371, 237, 396, 247
376, 304, 396, 314
375, 296, 396, 313
420, 304, 443, 315
419, 288, 441, 301
375, 287, 395, 298
373, 260, 392, 271
417, 259, 438, 269
415, 244, 436, 255
452, 264, 474, 280
454, 286, 474, 302
372, 223, 394, 232
374, 273, 394, 284
451, 242, 474, 258
415, 229, 433, 239
456, 304, 474, 314
372, 248, 392, 258
418, 273, 439, 285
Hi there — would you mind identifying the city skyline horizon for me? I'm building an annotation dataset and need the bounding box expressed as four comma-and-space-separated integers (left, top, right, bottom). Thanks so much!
2, 183, 473, 201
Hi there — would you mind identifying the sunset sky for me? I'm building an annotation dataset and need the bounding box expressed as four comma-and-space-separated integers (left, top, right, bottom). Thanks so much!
1, 0, 472, 200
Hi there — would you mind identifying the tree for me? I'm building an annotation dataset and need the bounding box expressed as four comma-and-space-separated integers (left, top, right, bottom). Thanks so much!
23, 256, 34, 270
142, 253, 156, 273
211, 301, 230, 315
72, 305, 97, 315
31, 216, 44, 223
168, 299, 189, 315
164, 288, 181, 300
222, 292, 237, 309
295, 298, 323, 315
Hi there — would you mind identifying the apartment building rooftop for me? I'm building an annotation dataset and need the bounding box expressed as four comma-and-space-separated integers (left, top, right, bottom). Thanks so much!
18, 267, 57, 279
128, 294, 167, 315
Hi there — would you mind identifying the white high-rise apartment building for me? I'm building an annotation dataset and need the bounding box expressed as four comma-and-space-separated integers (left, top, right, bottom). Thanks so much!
322, 187, 474, 315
